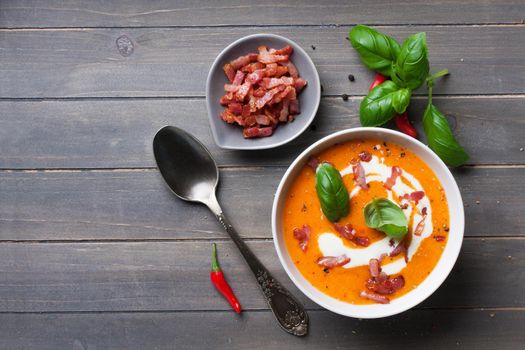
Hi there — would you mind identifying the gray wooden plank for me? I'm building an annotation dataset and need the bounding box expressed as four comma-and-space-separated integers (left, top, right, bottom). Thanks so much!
1, 97, 524, 169
0, 167, 522, 241
2, 0, 524, 27
1, 26, 524, 98
0, 239, 521, 312
0, 309, 522, 350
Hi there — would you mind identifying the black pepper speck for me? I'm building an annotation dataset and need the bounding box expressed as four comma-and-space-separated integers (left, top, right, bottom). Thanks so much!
348, 74, 355, 82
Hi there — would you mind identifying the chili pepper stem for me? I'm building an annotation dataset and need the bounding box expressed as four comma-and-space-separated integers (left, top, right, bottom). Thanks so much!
211, 243, 221, 272
428, 85, 433, 105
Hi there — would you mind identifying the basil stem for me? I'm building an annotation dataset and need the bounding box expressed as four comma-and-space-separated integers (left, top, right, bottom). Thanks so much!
315, 163, 349, 222
364, 198, 408, 239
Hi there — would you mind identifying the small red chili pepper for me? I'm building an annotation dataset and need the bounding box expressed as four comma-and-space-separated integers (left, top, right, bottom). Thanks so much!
369, 73, 387, 91
394, 112, 418, 138
210, 243, 241, 314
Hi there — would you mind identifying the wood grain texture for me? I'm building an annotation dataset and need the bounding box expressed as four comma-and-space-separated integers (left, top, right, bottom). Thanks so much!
0, 167, 522, 241
2, 0, 524, 27
1, 26, 524, 98
0, 239, 521, 312
0, 309, 522, 350
1, 97, 524, 169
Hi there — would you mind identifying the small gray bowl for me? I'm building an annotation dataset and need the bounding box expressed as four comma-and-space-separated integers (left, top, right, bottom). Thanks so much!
206, 33, 321, 150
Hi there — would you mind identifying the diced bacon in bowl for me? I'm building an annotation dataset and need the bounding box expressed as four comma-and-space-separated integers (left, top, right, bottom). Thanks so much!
218, 45, 308, 138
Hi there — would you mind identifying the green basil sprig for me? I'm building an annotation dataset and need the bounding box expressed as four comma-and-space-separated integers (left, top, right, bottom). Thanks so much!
364, 198, 408, 239
360, 81, 411, 126
315, 163, 349, 222
349, 25, 400, 77
391, 32, 429, 90
423, 103, 469, 167
348, 25, 469, 167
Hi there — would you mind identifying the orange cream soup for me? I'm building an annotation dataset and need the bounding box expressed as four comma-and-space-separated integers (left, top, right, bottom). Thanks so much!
283, 139, 449, 304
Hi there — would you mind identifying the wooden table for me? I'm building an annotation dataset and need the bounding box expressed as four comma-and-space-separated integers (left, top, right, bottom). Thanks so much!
1, 1, 524, 348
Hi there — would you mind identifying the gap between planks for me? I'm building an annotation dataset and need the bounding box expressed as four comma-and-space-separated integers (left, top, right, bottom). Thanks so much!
0, 306, 523, 315
0, 236, 520, 245
3, 94, 525, 102
1, 23, 525, 31
0, 164, 524, 173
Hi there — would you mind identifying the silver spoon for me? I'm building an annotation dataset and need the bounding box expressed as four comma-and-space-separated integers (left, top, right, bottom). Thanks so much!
153, 126, 308, 337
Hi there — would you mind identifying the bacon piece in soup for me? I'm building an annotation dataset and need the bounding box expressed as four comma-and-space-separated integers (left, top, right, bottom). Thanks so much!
359, 291, 390, 304
293, 224, 311, 252
384, 166, 402, 190
334, 223, 370, 247
352, 161, 369, 190
317, 254, 351, 268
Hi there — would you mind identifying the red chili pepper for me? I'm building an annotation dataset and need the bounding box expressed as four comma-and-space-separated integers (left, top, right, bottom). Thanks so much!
394, 112, 418, 138
210, 243, 241, 314
369, 73, 387, 91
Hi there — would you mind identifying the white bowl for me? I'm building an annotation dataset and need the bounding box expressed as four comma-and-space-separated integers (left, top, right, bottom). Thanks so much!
271, 127, 464, 318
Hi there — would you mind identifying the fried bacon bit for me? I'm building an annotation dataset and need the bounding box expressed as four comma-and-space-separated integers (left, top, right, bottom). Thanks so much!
358, 151, 372, 162
421, 207, 428, 216
257, 45, 289, 64
230, 53, 258, 70
240, 62, 265, 73
352, 161, 369, 190
219, 45, 307, 138
334, 223, 370, 247
280, 60, 299, 78
399, 191, 425, 204
390, 238, 409, 263
317, 254, 350, 268
434, 235, 446, 242
243, 126, 273, 138
294, 78, 308, 92
293, 224, 311, 252
384, 166, 402, 190
366, 275, 405, 295
223, 63, 236, 82
414, 214, 427, 236
369, 259, 380, 278
307, 156, 320, 170
359, 290, 390, 304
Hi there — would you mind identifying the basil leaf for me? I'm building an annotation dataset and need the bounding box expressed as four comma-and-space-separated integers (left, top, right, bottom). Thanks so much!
364, 198, 408, 239
391, 87, 412, 113
392, 32, 429, 90
349, 25, 401, 77
360, 81, 412, 126
423, 103, 469, 167
315, 163, 349, 222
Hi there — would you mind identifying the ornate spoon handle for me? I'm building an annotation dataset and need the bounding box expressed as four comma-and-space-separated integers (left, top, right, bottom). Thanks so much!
207, 195, 308, 337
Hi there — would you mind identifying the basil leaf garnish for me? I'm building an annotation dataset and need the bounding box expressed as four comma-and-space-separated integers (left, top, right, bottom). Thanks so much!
360, 81, 412, 126
423, 103, 469, 167
392, 32, 429, 90
364, 198, 408, 239
349, 25, 401, 77
315, 163, 349, 222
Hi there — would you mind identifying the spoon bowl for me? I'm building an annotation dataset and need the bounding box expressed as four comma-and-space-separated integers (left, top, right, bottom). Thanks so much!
153, 126, 218, 204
